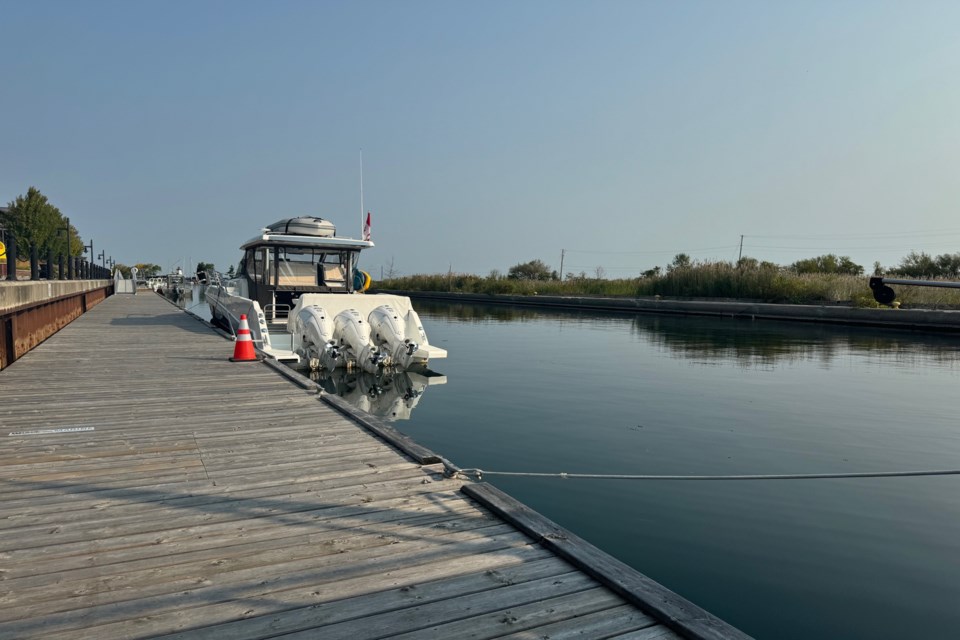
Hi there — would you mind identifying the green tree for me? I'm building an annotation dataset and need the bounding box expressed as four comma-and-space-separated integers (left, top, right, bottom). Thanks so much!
113, 263, 133, 278
934, 253, 960, 278
507, 259, 557, 281
195, 261, 214, 275
666, 253, 692, 272
892, 251, 938, 278
226, 264, 236, 278
2, 187, 66, 258
641, 266, 662, 278
135, 263, 162, 277
790, 254, 863, 275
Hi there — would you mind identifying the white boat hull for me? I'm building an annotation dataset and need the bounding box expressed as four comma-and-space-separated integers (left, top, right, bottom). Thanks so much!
206, 285, 447, 369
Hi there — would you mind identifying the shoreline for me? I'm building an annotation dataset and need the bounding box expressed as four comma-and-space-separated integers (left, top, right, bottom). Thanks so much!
383, 290, 960, 333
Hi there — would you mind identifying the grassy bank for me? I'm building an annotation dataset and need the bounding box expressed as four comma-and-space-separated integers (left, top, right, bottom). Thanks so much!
378, 263, 960, 308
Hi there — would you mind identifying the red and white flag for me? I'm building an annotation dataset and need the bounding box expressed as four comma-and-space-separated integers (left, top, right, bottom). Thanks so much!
362, 212, 372, 241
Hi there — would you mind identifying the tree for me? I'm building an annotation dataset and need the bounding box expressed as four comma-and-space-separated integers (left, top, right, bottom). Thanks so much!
641, 266, 662, 278
594, 265, 606, 279
891, 251, 960, 278
384, 256, 400, 279
790, 254, 863, 275
196, 261, 214, 275
891, 251, 937, 278
135, 263, 162, 277
507, 259, 557, 281
935, 253, 960, 278
226, 265, 236, 278
666, 253, 692, 272
113, 263, 133, 278
2, 187, 66, 258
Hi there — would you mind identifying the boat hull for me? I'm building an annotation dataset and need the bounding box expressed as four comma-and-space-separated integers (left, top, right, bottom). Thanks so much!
206, 285, 447, 368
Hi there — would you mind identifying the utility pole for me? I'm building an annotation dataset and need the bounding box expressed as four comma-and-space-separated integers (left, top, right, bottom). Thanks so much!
737, 235, 744, 263
559, 249, 565, 281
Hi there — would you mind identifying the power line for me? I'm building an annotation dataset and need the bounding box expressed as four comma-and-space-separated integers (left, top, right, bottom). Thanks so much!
564, 245, 739, 256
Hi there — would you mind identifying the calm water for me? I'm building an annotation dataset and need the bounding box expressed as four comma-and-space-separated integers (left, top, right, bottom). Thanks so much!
188, 292, 960, 639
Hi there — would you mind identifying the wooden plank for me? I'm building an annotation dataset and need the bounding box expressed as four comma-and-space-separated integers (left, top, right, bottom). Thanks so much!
56, 547, 561, 640
1, 493, 493, 582
0, 294, 748, 640
321, 393, 442, 464
496, 605, 662, 639
0, 461, 423, 514
462, 482, 752, 640
611, 627, 686, 640
0, 506, 501, 610
0, 528, 534, 636
0, 465, 435, 528
0, 482, 470, 556
284, 584, 619, 640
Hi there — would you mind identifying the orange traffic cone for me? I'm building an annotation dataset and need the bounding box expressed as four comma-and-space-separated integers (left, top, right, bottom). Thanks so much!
230, 314, 261, 362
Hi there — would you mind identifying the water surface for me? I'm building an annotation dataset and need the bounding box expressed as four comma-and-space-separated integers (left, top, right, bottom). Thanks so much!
401, 302, 960, 640
187, 291, 960, 639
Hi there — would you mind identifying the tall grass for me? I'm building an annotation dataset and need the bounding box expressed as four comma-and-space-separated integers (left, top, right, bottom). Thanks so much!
377, 261, 960, 308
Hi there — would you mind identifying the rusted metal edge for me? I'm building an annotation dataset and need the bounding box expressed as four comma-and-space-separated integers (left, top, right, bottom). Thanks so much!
461, 482, 754, 640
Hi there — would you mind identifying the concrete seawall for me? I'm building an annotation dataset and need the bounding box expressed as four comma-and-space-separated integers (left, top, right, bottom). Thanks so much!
386, 290, 960, 333
0, 280, 115, 369
0, 280, 113, 313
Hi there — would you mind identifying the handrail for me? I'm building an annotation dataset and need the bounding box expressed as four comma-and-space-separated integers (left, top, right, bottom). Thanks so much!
869, 276, 960, 305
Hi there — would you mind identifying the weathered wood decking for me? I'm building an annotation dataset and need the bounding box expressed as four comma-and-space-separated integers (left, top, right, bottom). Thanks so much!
0, 293, 749, 639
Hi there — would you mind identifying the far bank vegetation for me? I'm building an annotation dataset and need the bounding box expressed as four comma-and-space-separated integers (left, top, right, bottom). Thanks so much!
377, 252, 960, 308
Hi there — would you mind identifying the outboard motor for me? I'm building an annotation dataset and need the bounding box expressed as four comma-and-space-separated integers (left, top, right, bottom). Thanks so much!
369, 305, 420, 369
293, 305, 335, 370
334, 309, 385, 372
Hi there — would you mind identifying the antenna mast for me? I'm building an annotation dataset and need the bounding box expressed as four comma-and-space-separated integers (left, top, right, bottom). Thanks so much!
360, 149, 364, 238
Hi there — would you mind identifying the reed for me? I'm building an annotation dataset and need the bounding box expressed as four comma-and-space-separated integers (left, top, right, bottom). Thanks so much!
377, 261, 960, 308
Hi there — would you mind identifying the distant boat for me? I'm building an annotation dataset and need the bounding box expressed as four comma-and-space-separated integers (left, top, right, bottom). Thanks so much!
204, 216, 447, 371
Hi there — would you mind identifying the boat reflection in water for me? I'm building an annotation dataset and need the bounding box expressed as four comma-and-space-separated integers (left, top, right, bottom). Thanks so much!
308, 366, 447, 421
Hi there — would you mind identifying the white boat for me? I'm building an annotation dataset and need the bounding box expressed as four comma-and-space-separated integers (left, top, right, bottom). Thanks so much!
205, 216, 447, 371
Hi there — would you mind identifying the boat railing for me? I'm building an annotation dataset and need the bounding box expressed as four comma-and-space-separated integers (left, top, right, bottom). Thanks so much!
200, 270, 223, 287
264, 303, 291, 322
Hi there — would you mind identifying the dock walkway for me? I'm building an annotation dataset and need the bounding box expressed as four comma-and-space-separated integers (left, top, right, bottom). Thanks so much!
0, 294, 749, 639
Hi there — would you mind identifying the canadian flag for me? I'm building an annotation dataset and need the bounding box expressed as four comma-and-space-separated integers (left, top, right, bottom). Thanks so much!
362, 212, 372, 241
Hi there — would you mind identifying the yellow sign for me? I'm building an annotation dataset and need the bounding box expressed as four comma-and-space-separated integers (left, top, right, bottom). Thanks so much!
0, 240, 5, 260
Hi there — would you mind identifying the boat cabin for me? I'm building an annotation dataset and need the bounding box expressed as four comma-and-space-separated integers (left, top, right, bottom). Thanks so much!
234, 219, 373, 317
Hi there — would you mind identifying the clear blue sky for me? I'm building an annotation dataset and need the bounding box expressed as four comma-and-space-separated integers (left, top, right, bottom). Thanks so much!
2, 1, 959, 278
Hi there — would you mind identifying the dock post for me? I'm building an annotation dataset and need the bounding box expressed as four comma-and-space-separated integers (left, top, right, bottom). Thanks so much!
4, 234, 15, 281
30, 244, 39, 280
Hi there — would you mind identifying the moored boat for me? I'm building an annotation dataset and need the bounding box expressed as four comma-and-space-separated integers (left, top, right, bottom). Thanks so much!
205, 216, 447, 370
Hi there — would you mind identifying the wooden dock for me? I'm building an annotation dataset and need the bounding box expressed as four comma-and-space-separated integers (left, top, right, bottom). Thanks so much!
0, 293, 750, 639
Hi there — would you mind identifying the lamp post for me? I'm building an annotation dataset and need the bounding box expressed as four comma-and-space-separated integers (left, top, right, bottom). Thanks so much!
57, 218, 73, 280
82, 240, 93, 279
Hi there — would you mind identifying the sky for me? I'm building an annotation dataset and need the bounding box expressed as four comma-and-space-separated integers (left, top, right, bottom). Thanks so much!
2, 1, 959, 279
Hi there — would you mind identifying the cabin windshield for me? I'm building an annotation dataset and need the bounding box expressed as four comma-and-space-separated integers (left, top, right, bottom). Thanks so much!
276, 247, 324, 287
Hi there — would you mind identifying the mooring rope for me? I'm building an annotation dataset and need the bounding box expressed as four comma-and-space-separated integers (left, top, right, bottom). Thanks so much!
451, 468, 960, 481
